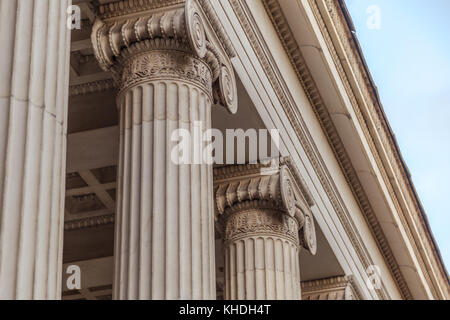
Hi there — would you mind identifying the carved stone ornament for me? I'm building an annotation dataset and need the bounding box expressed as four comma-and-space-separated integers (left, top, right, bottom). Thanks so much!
301, 276, 362, 300
300, 210, 317, 255
214, 157, 317, 255
186, 1, 207, 58
91, 0, 238, 114
118, 49, 213, 94
224, 208, 300, 245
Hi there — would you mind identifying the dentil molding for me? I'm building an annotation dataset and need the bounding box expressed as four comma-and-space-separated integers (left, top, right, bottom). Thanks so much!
229, 0, 390, 299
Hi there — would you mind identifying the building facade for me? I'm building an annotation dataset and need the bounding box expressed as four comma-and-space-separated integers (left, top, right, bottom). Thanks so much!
0, 0, 448, 300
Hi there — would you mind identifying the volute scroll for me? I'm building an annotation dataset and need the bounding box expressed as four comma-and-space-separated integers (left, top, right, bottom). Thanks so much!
91, 0, 238, 114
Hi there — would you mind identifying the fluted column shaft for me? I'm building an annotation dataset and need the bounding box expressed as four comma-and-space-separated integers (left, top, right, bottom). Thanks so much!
0, 0, 71, 299
91, 0, 238, 300
114, 48, 216, 299
223, 204, 301, 300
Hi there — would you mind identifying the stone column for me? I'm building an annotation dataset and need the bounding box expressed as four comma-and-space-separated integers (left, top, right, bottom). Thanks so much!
0, 0, 71, 299
301, 276, 361, 300
91, 0, 237, 300
214, 158, 317, 300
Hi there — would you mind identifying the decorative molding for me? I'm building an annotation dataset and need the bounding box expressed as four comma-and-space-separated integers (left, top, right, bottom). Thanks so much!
117, 47, 213, 96
299, 0, 416, 298
69, 4, 113, 97
263, 0, 448, 299
314, 0, 449, 298
262, 0, 409, 299
224, 206, 300, 245
301, 276, 362, 300
214, 158, 317, 255
229, 0, 390, 299
69, 78, 115, 97
64, 214, 115, 231
196, 0, 236, 58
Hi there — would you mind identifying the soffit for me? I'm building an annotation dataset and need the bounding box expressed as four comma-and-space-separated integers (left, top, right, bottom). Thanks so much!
268, 0, 448, 299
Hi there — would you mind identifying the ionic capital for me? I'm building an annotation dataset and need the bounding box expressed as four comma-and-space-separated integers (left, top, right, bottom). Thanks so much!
301, 276, 362, 300
91, 0, 238, 113
214, 157, 317, 254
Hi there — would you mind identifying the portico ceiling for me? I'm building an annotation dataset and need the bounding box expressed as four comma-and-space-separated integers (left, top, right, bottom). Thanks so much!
64, 1, 345, 295
70, 0, 114, 95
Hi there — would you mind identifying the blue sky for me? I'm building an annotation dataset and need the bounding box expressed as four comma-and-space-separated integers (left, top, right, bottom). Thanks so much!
344, 0, 450, 271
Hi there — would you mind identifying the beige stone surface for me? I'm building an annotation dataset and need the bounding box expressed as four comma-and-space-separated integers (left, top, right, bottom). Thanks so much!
89, 0, 237, 300
0, 0, 71, 299
0, 0, 447, 301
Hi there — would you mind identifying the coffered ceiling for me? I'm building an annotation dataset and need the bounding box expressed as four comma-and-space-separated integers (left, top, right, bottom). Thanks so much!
70, 0, 114, 96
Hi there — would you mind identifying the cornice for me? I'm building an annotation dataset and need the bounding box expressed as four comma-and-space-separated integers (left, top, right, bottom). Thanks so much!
302, 0, 448, 298
260, 0, 413, 299
319, 0, 449, 298
229, 0, 391, 299
262, 0, 449, 299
